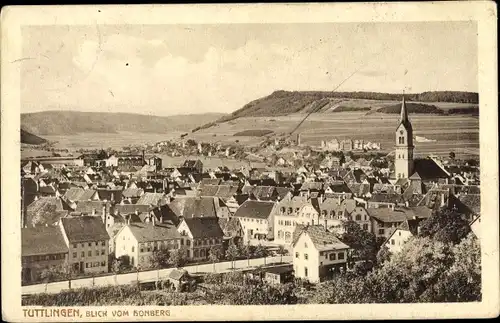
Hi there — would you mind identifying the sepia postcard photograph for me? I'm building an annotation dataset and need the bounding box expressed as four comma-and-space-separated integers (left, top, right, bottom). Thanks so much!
1, 2, 498, 321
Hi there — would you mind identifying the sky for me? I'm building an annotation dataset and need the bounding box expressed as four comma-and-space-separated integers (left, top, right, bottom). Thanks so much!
21, 22, 478, 116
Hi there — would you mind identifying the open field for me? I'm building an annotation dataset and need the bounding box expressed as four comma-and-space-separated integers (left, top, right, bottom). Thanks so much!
188, 112, 479, 159
21, 112, 479, 161
44, 132, 184, 150
318, 98, 478, 112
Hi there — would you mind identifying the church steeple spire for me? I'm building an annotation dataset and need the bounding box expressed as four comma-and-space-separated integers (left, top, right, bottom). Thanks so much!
398, 94, 412, 131
394, 93, 414, 179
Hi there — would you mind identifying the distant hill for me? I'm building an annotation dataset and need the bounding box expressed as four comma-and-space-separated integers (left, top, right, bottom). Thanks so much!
21, 111, 226, 136
192, 90, 479, 132
377, 103, 444, 114
21, 129, 47, 145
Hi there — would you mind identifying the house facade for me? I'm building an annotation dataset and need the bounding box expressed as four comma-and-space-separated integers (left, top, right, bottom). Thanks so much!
292, 225, 350, 283
233, 200, 277, 244
21, 226, 69, 284
114, 216, 182, 268
177, 217, 225, 261
59, 216, 110, 274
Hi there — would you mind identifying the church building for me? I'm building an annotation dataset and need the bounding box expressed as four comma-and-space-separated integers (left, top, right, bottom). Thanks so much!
393, 96, 451, 191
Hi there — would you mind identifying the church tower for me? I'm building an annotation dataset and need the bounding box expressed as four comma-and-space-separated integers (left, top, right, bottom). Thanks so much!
394, 96, 414, 179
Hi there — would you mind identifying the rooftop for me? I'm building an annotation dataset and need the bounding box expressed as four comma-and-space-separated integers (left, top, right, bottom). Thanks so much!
60, 216, 110, 243
22, 226, 68, 257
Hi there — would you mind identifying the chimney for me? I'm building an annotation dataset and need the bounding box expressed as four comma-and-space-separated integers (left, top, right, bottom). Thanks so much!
324, 219, 328, 231
441, 193, 446, 207
152, 214, 156, 226
127, 214, 131, 225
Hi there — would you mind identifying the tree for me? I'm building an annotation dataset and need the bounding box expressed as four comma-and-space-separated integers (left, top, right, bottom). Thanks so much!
434, 233, 481, 302
111, 258, 121, 285
150, 249, 170, 269
276, 245, 287, 264
419, 208, 471, 244
449, 151, 456, 159
376, 245, 392, 266
225, 243, 240, 269
340, 221, 379, 264
241, 245, 256, 266
254, 244, 269, 265
39, 265, 64, 293
169, 247, 188, 268
208, 246, 223, 272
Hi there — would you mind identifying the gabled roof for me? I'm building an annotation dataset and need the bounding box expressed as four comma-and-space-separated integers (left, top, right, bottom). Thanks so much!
75, 201, 111, 216
292, 224, 350, 250
122, 187, 144, 198
136, 192, 166, 206
457, 193, 481, 215
22, 226, 68, 256
169, 196, 219, 218
369, 193, 404, 204
183, 217, 224, 238
412, 158, 450, 180
127, 221, 181, 243
26, 197, 69, 227
233, 200, 276, 220
64, 188, 98, 201
218, 217, 243, 237
169, 268, 189, 280
60, 216, 110, 242
115, 204, 152, 215
367, 208, 408, 223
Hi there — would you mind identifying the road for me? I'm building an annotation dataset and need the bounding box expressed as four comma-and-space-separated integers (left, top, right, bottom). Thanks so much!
22, 255, 292, 295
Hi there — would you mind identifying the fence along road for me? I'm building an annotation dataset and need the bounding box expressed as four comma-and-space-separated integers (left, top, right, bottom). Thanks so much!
22, 255, 292, 295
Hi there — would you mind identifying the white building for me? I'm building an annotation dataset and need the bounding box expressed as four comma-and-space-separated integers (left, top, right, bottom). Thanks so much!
292, 224, 350, 283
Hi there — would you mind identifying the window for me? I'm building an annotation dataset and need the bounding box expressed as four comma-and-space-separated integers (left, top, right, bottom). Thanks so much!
304, 267, 308, 277
88, 250, 92, 257
102, 249, 106, 255
86, 263, 89, 268
329, 253, 336, 261
363, 224, 369, 231
391, 239, 395, 245
304, 253, 308, 260
338, 252, 345, 260
73, 252, 77, 258
81, 251, 84, 257
187, 240, 191, 246
295, 252, 299, 258
140, 248, 144, 253
101, 261, 106, 267
73, 243, 77, 248
101, 241, 105, 246
304, 242, 308, 248
132, 246, 135, 252
355, 214, 361, 221
398, 232, 401, 236
88, 243, 91, 247
378, 229, 385, 235
95, 242, 98, 246
338, 211, 343, 216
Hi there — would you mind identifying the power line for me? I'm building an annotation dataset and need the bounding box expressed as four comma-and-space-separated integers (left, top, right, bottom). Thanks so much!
286, 48, 389, 138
